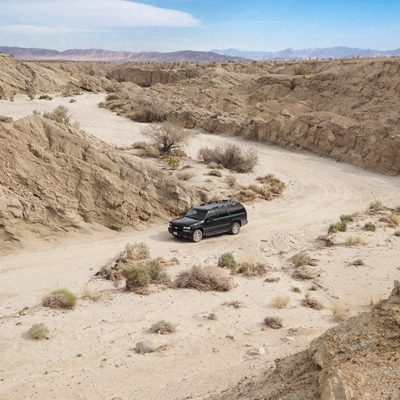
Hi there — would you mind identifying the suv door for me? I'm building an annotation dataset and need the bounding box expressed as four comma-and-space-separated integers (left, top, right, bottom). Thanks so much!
204, 209, 219, 235
215, 206, 231, 232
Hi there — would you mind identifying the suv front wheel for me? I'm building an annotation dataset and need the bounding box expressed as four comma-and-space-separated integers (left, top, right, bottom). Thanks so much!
192, 229, 203, 242
230, 222, 240, 235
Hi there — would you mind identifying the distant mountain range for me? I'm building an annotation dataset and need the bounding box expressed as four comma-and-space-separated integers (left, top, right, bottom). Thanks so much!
0, 46, 246, 63
211, 46, 400, 60
1, 45, 400, 63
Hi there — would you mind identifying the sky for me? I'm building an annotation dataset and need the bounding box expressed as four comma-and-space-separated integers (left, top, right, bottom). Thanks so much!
0, 0, 399, 52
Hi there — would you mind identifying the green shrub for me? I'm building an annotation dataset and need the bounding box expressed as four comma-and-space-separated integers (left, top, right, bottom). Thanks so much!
26, 90, 36, 100
340, 214, 353, 223
122, 265, 151, 290
150, 320, 176, 334
28, 323, 49, 339
369, 199, 382, 209
218, 252, 238, 271
291, 252, 313, 267
364, 221, 376, 231
42, 288, 77, 309
145, 259, 164, 281
166, 156, 181, 169
105, 93, 121, 101
328, 221, 347, 233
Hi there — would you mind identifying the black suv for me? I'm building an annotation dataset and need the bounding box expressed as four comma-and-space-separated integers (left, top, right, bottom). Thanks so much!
168, 200, 248, 242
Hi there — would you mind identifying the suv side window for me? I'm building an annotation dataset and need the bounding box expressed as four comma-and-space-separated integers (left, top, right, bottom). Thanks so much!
206, 210, 217, 219
229, 205, 244, 215
218, 207, 228, 217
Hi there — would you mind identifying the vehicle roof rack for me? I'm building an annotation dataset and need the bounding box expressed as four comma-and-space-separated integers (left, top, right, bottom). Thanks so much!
198, 200, 241, 208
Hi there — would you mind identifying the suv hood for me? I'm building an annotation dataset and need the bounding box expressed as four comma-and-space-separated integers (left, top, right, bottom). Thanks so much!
170, 217, 200, 227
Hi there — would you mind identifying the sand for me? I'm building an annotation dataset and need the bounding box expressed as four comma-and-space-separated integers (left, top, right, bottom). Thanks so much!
1, 93, 400, 399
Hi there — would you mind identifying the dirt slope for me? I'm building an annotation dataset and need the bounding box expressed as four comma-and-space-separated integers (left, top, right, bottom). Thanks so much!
214, 281, 400, 400
0, 115, 199, 254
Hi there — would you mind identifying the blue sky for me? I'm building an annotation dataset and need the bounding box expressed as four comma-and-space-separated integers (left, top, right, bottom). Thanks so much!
0, 0, 399, 52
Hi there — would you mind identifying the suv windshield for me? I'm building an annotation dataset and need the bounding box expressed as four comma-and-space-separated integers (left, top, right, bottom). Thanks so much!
185, 208, 207, 220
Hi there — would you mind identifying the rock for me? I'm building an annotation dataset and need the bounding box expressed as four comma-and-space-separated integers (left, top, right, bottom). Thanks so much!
247, 346, 265, 356
135, 340, 158, 354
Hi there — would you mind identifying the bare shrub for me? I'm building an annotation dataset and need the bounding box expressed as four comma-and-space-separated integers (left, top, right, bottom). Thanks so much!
238, 262, 267, 277
291, 267, 317, 280
150, 320, 176, 334
346, 235, 364, 245
272, 294, 290, 309
223, 300, 245, 308
82, 284, 99, 301
141, 122, 192, 154
330, 301, 350, 321
264, 316, 283, 329
39, 94, 53, 100
198, 144, 258, 173
43, 105, 71, 125
264, 276, 280, 283
256, 174, 285, 196
303, 293, 324, 310
42, 288, 77, 309
208, 169, 222, 177
226, 174, 237, 188
291, 252, 315, 267
28, 323, 49, 340
175, 266, 233, 292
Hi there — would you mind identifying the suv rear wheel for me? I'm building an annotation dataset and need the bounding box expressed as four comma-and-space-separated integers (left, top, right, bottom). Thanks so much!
230, 222, 240, 235
192, 229, 203, 242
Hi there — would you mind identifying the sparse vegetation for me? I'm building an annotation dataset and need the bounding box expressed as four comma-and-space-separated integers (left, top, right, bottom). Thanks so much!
364, 221, 376, 231
272, 294, 290, 309
42, 288, 77, 309
369, 199, 382, 210
208, 169, 223, 177
43, 105, 71, 125
175, 266, 233, 292
330, 301, 350, 321
105, 93, 121, 101
226, 174, 237, 188
303, 293, 324, 310
294, 65, 311, 75
150, 320, 176, 334
340, 214, 353, 223
328, 221, 347, 233
39, 94, 53, 100
218, 252, 238, 272
291, 252, 314, 267
291, 267, 317, 280
141, 122, 192, 155
237, 262, 267, 277
264, 316, 283, 329
26, 90, 36, 100
122, 265, 151, 290
28, 323, 49, 340
264, 276, 280, 283
0, 115, 13, 123
198, 144, 258, 173
165, 156, 181, 169
82, 284, 98, 301
176, 170, 195, 181
223, 300, 245, 308
346, 235, 364, 245
292, 286, 302, 293
207, 313, 217, 320
390, 214, 400, 225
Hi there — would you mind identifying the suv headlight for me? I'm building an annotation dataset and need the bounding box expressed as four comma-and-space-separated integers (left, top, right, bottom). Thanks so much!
183, 226, 190, 229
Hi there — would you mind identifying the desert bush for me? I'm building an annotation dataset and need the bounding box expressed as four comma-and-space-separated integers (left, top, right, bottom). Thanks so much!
126, 242, 150, 262
135, 143, 160, 158
70, 99, 76, 103
292, 286, 302, 293
207, 313, 217, 320
294, 65, 310, 75
369, 199, 382, 210
364, 222, 376, 231
82, 284, 98, 301
0, 115, 13, 123
39, 94, 53, 100
198, 144, 258, 173
264, 276, 280, 283
207, 161, 219, 169
346, 235, 364, 245
43, 105, 71, 125
26, 90, 36, 100
303, 293, 324, 310
264, 316, 283, 329
256, 174, 285, 195
169, 149, 188, 158
330, 301, 349, 321
328, 221, 347, 233
61, 83, 81, 97
239, 188, 257, 201
218, 252, 238, 272
238, 262, 267, 277
175, 266, 233, 292
150, 320, 176, 334
223, 300, 244, 308
390, 214, 400, 226
176, 170, 195, 181
42, 288, 77, 309
132, 141, 148, 149
28, 323, 49, 340
145, 259, 164, 281
395, 230, 400, 237
291, 267, 317, 280
226, 174, 237, 188
166, 156, 181, 169
105, 93, 121, 101
122, 265, 151, 290
291, 252, 313, 267
141, 122, 192, 154
32, 110, 41, 115
9, 93, 15, 102
272, 294, 290, 309
340, 214, 353, 223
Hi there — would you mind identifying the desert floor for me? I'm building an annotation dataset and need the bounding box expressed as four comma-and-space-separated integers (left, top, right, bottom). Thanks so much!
1, 93, 400, 400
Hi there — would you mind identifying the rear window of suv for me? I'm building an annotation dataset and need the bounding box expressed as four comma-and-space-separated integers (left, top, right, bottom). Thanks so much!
229, 205, 245, 215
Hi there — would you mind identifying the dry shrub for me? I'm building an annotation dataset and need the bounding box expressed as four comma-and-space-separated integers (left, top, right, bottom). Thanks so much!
239, 188, 257, 201
176, 170, 195, 181
218, 252, 238, 272
264, 316, 283, 329
346, 235, 364, 245
82, 284, 99, 301
43, 105, 71, 125
272, 294, 290, 309
39, 94, 53, 100
208, 169, 222, 177
303, 293, 324, 310
238, 262, 267, 277
135, 144, 160, 157
395, 230, 400, 237
122, 265, 151, 291
28, 323, 49, 340
390, 214, 400, 226
264, 276, 280, 283
226, 174, 237, 188
126, 242, 150, 262
291, 267, 317, 280
330, 301, 350, 321
198, 144, 258, 173
207, 161, 219, 169
369, 199, 382, 210
150, 320, 176, 334
247, 184, 259, 192
256, 174, 285, 196
223, 300, 245, 308
291, 252, 315, 267
42, 289, 77, 309
175, 266, 233, 292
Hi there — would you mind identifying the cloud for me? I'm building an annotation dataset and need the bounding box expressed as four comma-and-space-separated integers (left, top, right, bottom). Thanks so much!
0, 25, 98, 35
0, 0, 200, 28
